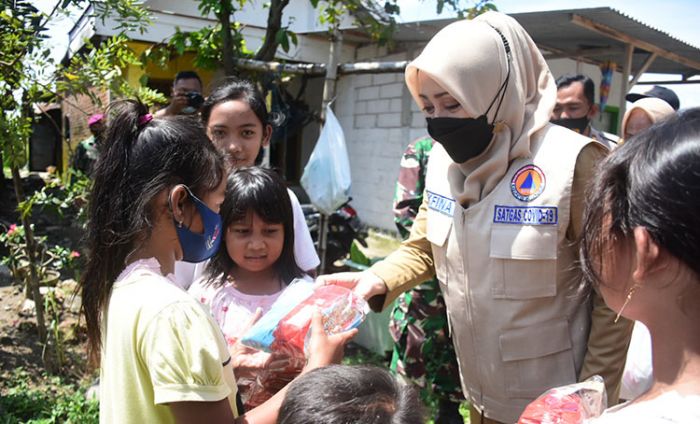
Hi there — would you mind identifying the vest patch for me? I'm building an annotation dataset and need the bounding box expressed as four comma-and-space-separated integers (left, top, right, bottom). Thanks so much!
493, 205, 558, 225
427, 190, 455, 217
510, 165, 546, 202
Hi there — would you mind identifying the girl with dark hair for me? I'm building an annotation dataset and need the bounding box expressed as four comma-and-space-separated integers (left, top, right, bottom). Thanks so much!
189, 167, 308, 410
81, 100, 352, 423
173, 79, 318, 288
581, 108, 700, 422
278, 364, 425, 424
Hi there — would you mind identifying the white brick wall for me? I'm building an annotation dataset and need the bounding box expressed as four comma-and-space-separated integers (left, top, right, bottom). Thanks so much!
328, 50, 431, 231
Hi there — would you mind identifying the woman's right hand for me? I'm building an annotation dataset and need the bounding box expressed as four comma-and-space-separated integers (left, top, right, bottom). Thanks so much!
304, 309, 357, 371
315, 270, 388, 301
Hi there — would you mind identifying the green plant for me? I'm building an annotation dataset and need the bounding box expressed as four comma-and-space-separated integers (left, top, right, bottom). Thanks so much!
44, 289, 66, 369
0, 368, 99, 423
0, 223, 79, 289
19, 169, 91, 222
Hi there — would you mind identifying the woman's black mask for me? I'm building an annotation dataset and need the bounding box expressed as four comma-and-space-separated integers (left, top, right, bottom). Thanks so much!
427, 116, 494, 163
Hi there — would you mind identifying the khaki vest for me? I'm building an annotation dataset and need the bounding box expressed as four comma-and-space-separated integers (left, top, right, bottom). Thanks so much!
425, 124, 594, 423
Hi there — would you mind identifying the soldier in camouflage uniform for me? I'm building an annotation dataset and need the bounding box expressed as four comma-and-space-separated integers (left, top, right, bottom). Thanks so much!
72, 113, 105, 177
390, 136, 464, 424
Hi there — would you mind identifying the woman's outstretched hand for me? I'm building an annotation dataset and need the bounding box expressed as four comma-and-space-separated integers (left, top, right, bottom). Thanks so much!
315, 271, 388, 302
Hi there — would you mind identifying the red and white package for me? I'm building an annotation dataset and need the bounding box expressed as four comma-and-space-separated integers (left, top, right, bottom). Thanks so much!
242, 283, 368, 358
518, 376, 607, 424
271, 284, 368, 357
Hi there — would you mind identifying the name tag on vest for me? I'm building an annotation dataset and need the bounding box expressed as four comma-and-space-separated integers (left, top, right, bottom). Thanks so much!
493, 205, 558, 225
427, 190, 455, 217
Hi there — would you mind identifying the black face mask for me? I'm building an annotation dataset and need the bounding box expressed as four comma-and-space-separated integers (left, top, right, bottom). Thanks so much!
427, 115, 494, 163
426, 64, 510, 163
551, 115, 590, 134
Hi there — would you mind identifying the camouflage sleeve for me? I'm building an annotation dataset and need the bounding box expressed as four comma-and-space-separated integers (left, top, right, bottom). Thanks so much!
393, 136, 435, 239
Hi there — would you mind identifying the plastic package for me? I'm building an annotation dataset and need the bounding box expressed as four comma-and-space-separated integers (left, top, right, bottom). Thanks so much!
242, 283, 368, 357
225, 279, 315, 409
240, 279, 316, 351
518, 375, 607, 424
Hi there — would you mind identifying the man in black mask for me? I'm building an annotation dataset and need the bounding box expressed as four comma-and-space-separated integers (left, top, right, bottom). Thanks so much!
551, 74, 617, 149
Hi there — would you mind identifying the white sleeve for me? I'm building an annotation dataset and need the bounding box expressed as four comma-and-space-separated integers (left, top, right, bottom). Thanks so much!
287, 188, 320, 272
172, 261, 198, 290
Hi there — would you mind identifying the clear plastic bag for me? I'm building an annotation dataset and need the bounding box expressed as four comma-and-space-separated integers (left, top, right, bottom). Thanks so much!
300, 105, 352, 215
518, 375, 607, 424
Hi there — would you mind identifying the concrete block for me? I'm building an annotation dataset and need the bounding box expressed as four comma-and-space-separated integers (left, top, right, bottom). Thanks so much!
357, 86, 380, 101
379, 83, 404, 99
354, 114, 377, 129
366, 99, 391, 114
389, 98, 403, 113
353, 74, 373, 88
412, 111, 426, 128
354, 100, 368, 114
373, 73, 398, 85
377, 113, 402, 128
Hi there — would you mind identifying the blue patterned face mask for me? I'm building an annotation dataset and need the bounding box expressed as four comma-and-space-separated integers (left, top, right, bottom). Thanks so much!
171, 185, 222, 263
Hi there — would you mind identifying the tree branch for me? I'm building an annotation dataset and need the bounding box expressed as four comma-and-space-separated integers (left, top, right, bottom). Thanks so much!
253, 0, 290, 62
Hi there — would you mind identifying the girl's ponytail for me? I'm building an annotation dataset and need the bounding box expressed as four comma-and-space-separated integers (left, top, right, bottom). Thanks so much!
80, 100, 225, 365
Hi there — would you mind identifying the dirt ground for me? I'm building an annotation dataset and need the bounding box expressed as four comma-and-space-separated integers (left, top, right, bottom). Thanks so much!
0, 273, 92, 385
0, 174, 92, 387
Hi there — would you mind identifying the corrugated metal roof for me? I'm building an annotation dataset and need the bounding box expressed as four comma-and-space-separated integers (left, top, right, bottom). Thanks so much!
337, 7, 700, 78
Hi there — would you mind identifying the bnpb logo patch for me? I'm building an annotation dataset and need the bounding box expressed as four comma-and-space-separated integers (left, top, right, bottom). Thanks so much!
510, 165, 546, 202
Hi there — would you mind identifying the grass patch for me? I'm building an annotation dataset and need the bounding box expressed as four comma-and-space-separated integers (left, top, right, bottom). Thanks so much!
0, 368, 98, 423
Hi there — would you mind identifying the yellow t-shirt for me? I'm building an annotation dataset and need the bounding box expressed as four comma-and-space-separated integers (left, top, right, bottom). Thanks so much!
99, 258, 238, 423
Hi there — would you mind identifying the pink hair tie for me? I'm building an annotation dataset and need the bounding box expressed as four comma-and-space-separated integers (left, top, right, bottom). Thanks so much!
138, 113, 153, 126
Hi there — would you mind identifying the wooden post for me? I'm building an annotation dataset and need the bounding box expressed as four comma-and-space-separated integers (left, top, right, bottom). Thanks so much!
629, 53, 658, 87
619, 43, 634, 135
570, 14, 700, 72
318, 26, 343, 274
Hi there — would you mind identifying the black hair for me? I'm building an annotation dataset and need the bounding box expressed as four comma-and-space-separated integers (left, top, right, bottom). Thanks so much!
581, 107, 700, 288
556, 74, 595, 106
277, 365, 425, 424
206, 167, 303, 287
201, 78, 280, 128
80, 100, 225, 365
174, 70, 202, 88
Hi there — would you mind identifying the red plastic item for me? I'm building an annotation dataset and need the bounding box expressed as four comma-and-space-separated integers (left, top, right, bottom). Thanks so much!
518, 376, 607, 424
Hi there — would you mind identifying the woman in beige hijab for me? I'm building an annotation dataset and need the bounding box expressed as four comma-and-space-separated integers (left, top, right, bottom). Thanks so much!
621, 97, 675, 142
320, 11, 631, 424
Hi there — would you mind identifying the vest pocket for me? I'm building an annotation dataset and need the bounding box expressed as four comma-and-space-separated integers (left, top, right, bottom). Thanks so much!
499, 319, 577, 399
489, 225, 558, 299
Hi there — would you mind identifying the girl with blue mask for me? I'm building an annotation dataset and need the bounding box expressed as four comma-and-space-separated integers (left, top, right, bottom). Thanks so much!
80, 100, 354, 424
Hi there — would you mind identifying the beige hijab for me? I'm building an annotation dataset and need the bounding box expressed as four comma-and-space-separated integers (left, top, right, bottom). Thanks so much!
621, 97, 675, 142
405, 11, 556, 207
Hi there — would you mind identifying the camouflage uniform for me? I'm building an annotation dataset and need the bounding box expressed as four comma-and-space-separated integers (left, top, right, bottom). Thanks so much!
72, 135, 100, 176
389, 136, 463, 402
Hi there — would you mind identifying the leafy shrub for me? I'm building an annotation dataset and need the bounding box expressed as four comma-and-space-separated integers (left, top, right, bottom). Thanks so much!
0, 369, 98, 423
